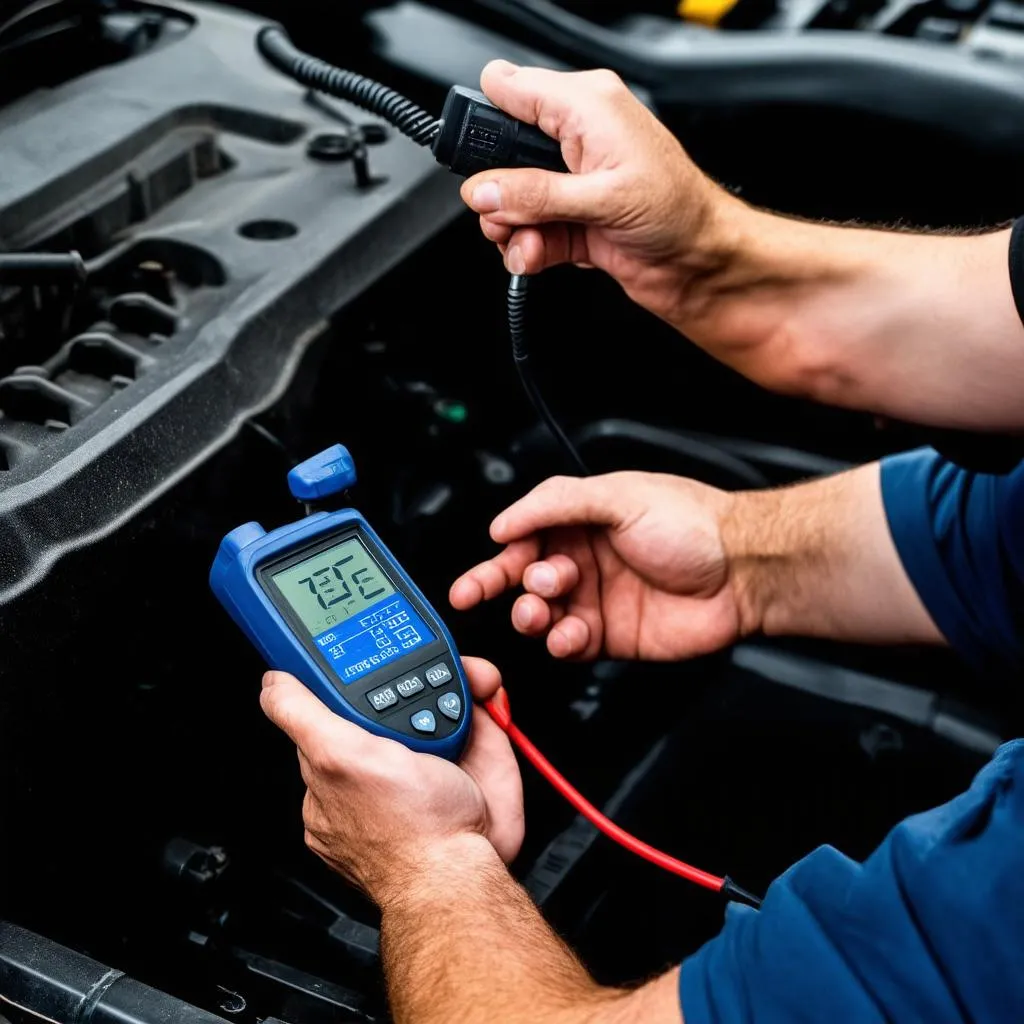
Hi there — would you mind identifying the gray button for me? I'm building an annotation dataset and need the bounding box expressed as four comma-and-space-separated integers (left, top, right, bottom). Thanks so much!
367, 686, 398, 712
396, 676, 425, 698
437, 692, 462, 721
425, 662, 452, 688
411, 709, 436, 733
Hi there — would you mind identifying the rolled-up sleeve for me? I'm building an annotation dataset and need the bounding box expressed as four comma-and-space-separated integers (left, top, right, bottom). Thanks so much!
880, 448, 1024, 677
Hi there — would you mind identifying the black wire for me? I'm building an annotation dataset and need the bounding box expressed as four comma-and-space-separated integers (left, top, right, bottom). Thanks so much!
256, 26, 440, 148
245, 419, 299, 467
255, 33, 586, 478
508, 274, 589, 477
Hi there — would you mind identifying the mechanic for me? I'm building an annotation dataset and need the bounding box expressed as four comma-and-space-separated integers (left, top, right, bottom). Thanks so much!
259, 61, 1024, 1022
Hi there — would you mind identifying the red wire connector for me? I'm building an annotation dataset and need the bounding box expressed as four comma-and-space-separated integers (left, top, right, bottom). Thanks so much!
485, 689, 761, 909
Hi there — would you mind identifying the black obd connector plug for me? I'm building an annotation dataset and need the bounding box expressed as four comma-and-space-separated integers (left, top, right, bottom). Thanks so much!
432, 86, 567, 177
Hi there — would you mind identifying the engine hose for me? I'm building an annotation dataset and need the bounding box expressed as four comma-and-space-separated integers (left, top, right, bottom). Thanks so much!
256, 25, 440, 147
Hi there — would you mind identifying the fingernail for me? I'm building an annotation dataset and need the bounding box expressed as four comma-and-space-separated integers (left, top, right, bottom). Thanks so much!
489, 59, 518, 77
549, 631, 570, 658
262, 671, 276, 689
528, 564, 557, 596
491, 513, 508, 537
514, 603, 533, 629
471, 181, 501, 213
507, 246, 526, 275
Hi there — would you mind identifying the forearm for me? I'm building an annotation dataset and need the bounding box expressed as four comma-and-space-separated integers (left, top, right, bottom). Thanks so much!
378, 835, 681, 1024
672, 205, 1024, 430
724, 462, 942, 646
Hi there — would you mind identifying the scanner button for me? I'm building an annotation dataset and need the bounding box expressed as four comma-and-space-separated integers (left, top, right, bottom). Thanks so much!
367, 686, 398, 712
411, 709, 436, 733
437, 692, 462, 721
425, 662, 452, 688
396, 676, 425, 698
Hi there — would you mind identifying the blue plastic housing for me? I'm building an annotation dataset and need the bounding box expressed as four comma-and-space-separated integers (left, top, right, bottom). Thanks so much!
210, 507, 471, 760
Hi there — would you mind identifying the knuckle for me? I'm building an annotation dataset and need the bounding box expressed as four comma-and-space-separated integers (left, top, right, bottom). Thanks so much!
587, 68, 625, 98
536, 474, 571, 505
258, 686, 278, 719
543, 473, 572, 493
515, 174, 549, 216
306, 747, 340, 778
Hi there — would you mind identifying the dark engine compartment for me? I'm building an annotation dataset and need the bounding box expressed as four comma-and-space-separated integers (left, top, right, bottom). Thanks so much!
1, 2, 1023, 1021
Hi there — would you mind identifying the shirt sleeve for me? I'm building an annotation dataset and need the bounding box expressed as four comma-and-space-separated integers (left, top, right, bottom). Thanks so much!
680, 740, 1024, 1024
879, 447, 1024, 678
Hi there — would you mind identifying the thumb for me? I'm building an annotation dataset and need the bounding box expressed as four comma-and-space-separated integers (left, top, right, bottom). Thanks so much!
460, 656, 503, 702
260, 671, 370, 762
461, 167, 614, 228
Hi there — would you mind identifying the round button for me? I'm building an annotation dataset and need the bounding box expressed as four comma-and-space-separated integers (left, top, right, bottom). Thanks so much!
437, 692, 461, 721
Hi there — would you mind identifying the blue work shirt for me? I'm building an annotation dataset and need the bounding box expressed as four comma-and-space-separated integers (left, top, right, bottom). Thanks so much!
681, 449, 1024, 1023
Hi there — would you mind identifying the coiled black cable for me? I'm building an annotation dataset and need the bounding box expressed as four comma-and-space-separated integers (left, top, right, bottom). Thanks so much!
256, 32, 584, 476
256, 26, 440, 147
509, 274, 589, 476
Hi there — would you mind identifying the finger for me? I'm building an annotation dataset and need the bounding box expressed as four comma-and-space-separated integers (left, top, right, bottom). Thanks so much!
480, 215, 511, 246
490, 475, 632, 544
460, 704, 524, 864
461, 166, 615, 229
460, 705, 514, 778
546, 613, 592, 659
478, 62, 627, 137
460, 656, 503, 703
511, 592, 565, 636
523, 554, 581, 599
260, 671, 371, 763
557, 529, 607, 660
449, 537, 540, 609
499, 223, 588, 276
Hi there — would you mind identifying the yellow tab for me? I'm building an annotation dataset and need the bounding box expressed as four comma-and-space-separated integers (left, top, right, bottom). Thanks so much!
678, 0, 740, 26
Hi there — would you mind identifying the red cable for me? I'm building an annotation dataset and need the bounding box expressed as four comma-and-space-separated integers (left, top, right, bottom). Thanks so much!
485, 689, 725, 894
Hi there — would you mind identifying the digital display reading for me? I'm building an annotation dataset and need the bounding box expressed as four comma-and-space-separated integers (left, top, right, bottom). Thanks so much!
271, 536, 435, 685
272, 536, 395, 636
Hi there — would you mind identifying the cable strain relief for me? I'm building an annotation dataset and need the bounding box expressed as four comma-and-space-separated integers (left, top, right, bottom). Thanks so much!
508, 274, 529, 361
721, 877, 763, 909
257, 23, 286, 44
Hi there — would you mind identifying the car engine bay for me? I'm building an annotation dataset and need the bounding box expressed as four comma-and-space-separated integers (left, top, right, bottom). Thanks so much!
1, 1, 1023, 1021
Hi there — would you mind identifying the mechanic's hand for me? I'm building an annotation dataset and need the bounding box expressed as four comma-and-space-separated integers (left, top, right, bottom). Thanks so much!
260, 657, 524, 904
450, 472, 742, 662
460, 61, 740, 328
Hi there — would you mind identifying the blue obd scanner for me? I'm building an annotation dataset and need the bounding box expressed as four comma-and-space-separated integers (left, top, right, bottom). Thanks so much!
210, 444, 471, 759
